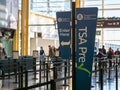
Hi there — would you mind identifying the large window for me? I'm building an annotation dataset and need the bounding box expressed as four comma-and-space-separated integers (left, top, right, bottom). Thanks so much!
82, 0, 120, 49
83, 0, 120, 17
30, 0, 71, 17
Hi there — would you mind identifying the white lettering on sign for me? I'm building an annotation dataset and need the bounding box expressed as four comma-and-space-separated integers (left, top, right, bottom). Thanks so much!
78, 27, 87, 45
59, 29, 70, 37
59, 29, 70, 33
78, 47, 87, 63
78, 26, 88, 63
60, 33, 69, 36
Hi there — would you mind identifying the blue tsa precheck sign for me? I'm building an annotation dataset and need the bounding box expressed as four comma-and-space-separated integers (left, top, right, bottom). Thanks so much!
76, 7, 98, 90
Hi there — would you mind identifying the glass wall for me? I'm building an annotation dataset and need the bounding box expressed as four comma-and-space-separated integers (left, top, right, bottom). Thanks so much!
30, 0, 71, 17
18, 0, 120, 50
83, 0, 120, 50
83, 0, 120, 17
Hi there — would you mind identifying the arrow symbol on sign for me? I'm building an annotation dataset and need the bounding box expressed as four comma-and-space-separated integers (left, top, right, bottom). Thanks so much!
61, 41, 70, 46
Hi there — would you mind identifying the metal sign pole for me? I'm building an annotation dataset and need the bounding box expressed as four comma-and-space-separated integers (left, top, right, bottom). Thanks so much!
72, 1, 76, 90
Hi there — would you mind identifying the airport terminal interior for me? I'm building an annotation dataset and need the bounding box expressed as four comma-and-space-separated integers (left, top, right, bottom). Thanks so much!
0, 0, 120, 90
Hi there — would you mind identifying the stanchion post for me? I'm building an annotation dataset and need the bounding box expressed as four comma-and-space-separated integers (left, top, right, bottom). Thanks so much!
51, 80, 56, 90
18, 63, 21, 88
108, 59, 111, 80
94, 57, 97, 77
53, 66, 57, 79
32, 50, 38, 80
44, 59, 46, 77
39, 60, 41, 83
64, 61, 67, 85
68, 60, 70, 78
14, 59, 18, 83
8, 58, 10, 79
20, 66, 23, 89
12, 51, 19, 82
100, 68, 103, 90
25, 70, 28, 89
98, 60, 101, 83
46, 63, 49, 90
33, 58, 37, 79
116, 58, 118, 90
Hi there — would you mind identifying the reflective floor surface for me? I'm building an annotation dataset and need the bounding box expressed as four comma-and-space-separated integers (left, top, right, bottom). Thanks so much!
0, 65, 120, 90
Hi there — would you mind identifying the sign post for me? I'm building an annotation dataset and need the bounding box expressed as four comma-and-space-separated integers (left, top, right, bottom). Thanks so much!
71, 1, 76, 90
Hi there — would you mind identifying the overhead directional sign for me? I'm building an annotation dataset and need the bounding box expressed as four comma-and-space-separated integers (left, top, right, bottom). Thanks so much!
56, 11, 71, 59
97, 20, 120, 28
76, 7, 98, 90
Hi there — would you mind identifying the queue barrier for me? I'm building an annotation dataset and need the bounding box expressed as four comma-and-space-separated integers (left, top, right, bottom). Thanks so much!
13, 56, 72, 90
92, 56, 120, 90
0, 56, 35, 78
13, 55, 119, 90
0, 55, 120, 90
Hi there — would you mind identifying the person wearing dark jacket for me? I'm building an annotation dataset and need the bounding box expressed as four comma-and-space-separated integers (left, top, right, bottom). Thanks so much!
101, 45, 106, 55
97, 48, 106, 58
40, 46, 45, 64
107, 47, 114, 67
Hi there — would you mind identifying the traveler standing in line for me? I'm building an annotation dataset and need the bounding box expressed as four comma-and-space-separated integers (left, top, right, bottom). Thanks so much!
115, 48, 120, 55
48, 45, 53, 58
97, 48, 106, 58
55, 46, 60, 57
40, 46, 45, 64
51, 46, 56, 58
97, 48, 106, 69
101, 45, 106, 55
107, 47, 114, 67
48, 45, 53, 69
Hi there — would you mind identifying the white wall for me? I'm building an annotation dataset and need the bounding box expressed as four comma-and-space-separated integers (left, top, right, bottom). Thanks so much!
30, 38, 59, 55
